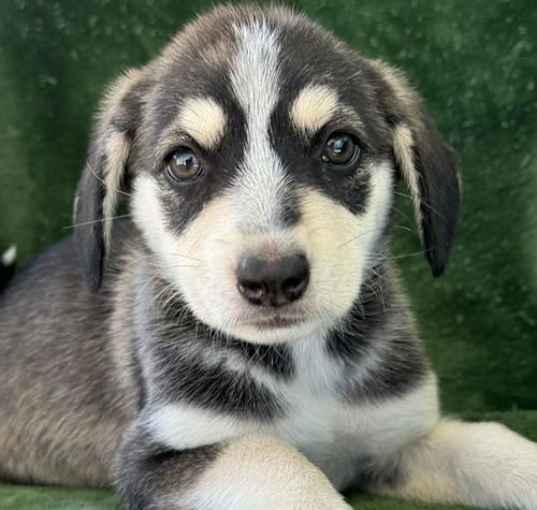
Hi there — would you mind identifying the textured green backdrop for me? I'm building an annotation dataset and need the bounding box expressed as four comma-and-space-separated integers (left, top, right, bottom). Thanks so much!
0, 1, 536, 509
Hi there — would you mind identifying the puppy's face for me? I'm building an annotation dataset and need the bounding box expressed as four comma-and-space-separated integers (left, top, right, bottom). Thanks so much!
76, 6, 460, 345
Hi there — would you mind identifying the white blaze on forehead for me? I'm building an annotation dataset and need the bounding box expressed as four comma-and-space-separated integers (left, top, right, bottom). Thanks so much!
230, 20, 280, 139
230, 20, 289, 231
178, 96, 227, 149
291, 84, 339, 136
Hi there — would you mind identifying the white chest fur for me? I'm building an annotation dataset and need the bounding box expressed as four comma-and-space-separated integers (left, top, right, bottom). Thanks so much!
272, 338, 439, 488
146, 336, 439, 490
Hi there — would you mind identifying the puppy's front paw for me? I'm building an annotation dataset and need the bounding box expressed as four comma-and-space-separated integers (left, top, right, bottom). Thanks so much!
301, 493, 353, 510
292, 471, 354, 510
184, 435, 353, 510
228, 484, 353, 510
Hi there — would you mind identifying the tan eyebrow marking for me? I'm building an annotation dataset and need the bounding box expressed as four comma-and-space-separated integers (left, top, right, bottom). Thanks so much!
290, 84, 339, 136
177, 96, 227, 149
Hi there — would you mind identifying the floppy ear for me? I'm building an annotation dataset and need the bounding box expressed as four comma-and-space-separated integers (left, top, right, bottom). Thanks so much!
371, 60, 461, 277
74, 68, 145, 289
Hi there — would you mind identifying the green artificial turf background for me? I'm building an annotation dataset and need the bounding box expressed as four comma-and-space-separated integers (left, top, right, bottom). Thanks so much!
0, 0, 536, 509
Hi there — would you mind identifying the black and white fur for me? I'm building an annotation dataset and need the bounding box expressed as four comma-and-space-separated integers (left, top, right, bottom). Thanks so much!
1, 5, 536, 510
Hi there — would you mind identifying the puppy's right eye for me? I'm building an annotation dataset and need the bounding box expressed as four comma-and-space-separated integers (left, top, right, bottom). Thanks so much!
165, 147, 203, 183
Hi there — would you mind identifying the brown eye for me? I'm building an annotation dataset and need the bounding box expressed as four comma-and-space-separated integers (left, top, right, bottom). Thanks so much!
321, 133, 360, 166
165, 147, 203, 182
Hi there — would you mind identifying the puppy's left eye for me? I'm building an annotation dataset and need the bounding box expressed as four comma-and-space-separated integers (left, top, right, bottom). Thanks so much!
321, 133, 360, 166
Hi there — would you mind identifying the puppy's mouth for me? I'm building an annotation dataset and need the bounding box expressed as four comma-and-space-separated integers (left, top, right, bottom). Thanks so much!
244, 314, 305, 330
232, 308, 321, 343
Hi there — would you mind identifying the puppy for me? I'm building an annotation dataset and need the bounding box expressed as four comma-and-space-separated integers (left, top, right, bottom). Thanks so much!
1, 5, 536, 510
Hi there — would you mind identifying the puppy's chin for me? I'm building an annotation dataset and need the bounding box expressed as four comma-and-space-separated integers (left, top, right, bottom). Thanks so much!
231, 318, 323, 345
187, 299, 327, 344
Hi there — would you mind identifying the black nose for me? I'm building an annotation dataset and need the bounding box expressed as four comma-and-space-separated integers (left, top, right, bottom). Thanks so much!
237, 253, 310, 307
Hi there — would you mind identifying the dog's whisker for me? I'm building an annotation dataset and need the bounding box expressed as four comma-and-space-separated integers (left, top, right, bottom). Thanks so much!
87, 164, 132, 198
384, 249, 431, 261
393, 190, 446, 218
65, 214, 132, 229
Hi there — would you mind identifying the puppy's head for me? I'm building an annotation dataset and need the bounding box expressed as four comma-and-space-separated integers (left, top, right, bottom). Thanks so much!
75, 5, 460, 344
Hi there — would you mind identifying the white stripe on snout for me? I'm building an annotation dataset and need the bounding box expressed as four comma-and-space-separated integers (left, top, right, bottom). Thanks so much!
230, 21, 289, 231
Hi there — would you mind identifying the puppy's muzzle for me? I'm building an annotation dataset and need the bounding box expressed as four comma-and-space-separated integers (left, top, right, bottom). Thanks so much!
236, 253, 310, 307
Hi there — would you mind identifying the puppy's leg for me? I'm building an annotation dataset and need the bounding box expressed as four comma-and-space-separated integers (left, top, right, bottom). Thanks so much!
117, 425, 352, 510
374, 419, 537, 509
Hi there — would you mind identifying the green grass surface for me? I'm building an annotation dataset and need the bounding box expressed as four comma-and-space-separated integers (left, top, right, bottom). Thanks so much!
0, 485, 117, 510
0, 485, 470, 510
